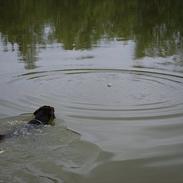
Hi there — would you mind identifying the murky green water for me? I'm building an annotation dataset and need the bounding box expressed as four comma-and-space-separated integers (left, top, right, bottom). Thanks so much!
1, 1, 183, 182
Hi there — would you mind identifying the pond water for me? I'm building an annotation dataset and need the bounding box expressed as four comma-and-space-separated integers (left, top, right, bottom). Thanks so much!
0, 1, 183, 182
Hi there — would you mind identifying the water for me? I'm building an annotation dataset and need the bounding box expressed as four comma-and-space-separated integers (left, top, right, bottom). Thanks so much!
0, 1, 183, 182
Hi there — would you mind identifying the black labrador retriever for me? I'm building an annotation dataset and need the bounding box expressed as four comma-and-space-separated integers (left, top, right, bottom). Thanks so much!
0, 106, 55, 142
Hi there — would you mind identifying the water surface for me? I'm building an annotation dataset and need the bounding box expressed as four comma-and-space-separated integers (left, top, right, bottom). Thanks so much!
0, 1, 183, 182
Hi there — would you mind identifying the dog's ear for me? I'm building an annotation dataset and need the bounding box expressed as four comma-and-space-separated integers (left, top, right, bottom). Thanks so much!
33, 106, 47, 116
33, 107, 41, 116
51, 107, 56, 119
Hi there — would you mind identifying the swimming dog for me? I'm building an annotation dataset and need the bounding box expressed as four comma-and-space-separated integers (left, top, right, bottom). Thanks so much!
0, 106, 55, 141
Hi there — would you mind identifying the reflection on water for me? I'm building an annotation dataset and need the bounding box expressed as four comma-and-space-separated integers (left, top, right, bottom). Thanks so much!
1, 0, 183, 183
0, 0, 183, 68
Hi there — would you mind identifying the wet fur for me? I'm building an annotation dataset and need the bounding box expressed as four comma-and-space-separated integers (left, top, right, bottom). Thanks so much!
0, 106, 55, 142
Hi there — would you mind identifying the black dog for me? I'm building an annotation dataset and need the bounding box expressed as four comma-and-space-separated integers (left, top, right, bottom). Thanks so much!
0, 106, 55, 141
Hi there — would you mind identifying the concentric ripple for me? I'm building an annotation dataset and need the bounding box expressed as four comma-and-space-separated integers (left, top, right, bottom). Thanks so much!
16, 69, 183, 121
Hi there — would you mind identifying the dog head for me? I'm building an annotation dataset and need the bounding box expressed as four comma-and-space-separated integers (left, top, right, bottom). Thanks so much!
33, 106, 55, 125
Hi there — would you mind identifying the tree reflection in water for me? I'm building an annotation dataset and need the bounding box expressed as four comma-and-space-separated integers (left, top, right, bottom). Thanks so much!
0, 0, 183, 68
